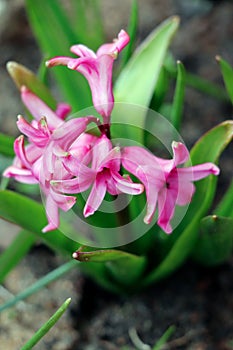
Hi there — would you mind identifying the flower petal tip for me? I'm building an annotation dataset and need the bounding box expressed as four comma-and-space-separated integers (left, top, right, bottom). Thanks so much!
212, 165, 220, 176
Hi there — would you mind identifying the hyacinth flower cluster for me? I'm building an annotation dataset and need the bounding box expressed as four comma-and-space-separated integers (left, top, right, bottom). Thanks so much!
4, 30, 220, 234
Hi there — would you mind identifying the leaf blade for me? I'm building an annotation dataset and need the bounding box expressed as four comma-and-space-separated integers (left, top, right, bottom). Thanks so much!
20, 298, 72, 350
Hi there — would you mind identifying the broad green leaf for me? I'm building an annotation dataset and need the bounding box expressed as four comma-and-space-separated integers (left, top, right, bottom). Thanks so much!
215, 179, 233, 218
216, 55, 233, 103
0, 133, 15, 157
143, 121, 233, 286
113, 16, 179, 142
192, 215, 233, 266
25, 0, 92, 111
0, 261, 76, 313
20, 298, 71, 350
0, 230, 36, 283
6, 62, 57, 110
0, 190, 78, 255
74, 248, 147, 286
170, 60, 186, 131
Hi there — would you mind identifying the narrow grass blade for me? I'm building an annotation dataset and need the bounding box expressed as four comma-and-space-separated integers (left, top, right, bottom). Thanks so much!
20, 298, 71, 350
166, 64, 228, 102
170, 61, 186, 131
152, 325, 176, 350
0, 230, 36, 283
216, 55, 233, 103
0, 260, 77, 313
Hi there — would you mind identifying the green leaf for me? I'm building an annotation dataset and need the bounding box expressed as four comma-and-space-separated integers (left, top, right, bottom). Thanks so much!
0, 261, 76, 313
120, 0, 139, 67
0, 230, 36, 283
192, 215, 233, 266
143, 121, 233, 286
152, 325, 176, 350
0, 190, 78, 255
216, 55, 233, 103
165, 62, 228, 102
6, 61, 57, 110
70, 0, 104, 50
0, 133, 15, 157
170, 60, 186, 131
151, 63, 170, 111
215, 179, 233, 218
74, 248, 147, 286
25, 0, 92, 110
113, 16, 179, 142
20, 298, 71, 350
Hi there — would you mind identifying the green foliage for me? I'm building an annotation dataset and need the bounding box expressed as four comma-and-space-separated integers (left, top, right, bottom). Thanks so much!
0, 133, 15, 157
170, 60, 186, 131
216, 55, 233, 103
192, 215, 233, 266
215, 179, 233, 218
20, 298, 71, 350
7, 62, 57, 110
25, 0, 92, 110
113, 16, 179, 142
0, 190, 78, 255
75, 247, 147, 286
120, 0, 139, 67
0, 230, 36, 283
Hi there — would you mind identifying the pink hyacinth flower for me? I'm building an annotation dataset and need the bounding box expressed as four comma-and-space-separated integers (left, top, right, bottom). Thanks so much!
46, 30, 130, 124
122, 142, 220, 234
51, 135, 144, 218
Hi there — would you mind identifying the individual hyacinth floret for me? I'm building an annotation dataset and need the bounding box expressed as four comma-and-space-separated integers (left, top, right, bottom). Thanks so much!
46, 30, 130, 126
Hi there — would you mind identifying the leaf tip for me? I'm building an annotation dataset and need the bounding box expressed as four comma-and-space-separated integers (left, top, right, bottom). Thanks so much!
215, 55, 221, 63
65, 297, 72, 306
171, 15, 180, 26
